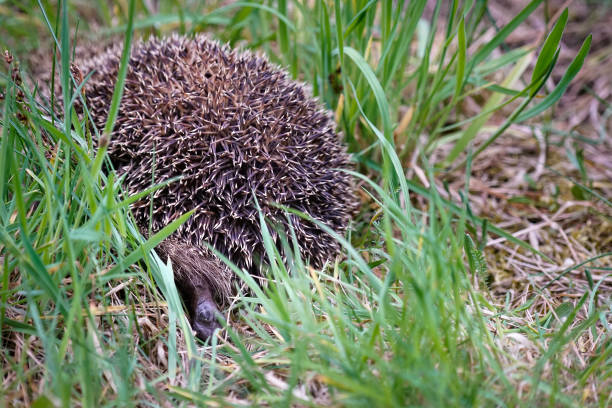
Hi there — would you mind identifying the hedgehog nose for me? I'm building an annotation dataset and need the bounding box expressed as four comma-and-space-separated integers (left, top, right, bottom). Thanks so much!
193, 300, 222, 340
197, 302, 215, 322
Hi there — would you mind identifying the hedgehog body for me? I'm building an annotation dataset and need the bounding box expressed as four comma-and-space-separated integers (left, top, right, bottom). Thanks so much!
71, 34, 356, 338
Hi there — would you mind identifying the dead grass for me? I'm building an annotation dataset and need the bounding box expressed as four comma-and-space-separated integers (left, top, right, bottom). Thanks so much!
424, 0, 612, 402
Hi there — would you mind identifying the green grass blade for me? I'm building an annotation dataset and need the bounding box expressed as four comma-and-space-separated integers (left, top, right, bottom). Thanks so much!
91, 0, 135, 180
517, 34, 591, 122
531, 8, 567, 85
106, 210, 193, 277
342, 47, 392, 142
454, 17, 466, 99
468, 0, 543, 71
343, 0, 377, 39
442, 51, 532, 167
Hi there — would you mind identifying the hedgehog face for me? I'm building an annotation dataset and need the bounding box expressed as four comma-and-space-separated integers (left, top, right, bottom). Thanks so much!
192, 283, 222, 339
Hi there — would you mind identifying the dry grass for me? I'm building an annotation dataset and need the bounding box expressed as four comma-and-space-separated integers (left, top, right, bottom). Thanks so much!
425, 1, 612, 402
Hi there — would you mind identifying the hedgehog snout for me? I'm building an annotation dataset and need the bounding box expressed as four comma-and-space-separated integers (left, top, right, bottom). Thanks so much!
194, 299, 222, 339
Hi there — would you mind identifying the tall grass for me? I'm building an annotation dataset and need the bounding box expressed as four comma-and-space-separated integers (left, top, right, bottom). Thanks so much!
1, 1, 608, 407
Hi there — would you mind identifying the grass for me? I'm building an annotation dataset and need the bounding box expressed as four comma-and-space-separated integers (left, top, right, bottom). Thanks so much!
1, 0, 611, 406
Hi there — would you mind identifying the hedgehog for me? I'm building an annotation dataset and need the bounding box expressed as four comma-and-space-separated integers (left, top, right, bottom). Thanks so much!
60, 34, 357, 339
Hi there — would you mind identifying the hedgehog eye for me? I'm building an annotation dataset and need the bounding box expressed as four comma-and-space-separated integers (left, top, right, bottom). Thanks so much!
204, 72, 212, 79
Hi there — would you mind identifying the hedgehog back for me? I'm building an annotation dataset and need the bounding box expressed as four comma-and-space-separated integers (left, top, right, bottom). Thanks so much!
80, 34, 356, 272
